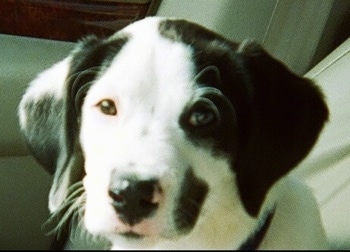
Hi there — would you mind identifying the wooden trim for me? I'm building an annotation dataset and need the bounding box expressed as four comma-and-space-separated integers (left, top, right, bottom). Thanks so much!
146, 0, 162, 16
0, 0, 161, 42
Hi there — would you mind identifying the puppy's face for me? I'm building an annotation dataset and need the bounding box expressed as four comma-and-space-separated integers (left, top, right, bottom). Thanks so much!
79, 18, 249, 248
19, 17, 328, 250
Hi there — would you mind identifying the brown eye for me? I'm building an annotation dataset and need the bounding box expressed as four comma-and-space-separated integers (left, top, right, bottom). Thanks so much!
97, 99, 117, 116
188, 100, 219, 128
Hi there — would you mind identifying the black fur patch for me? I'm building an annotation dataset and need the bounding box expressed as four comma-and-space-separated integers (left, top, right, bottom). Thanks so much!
159, 19, 329, 216
179, 89, 238, 158
64, 35, 129, 156
174, 168, 208, 233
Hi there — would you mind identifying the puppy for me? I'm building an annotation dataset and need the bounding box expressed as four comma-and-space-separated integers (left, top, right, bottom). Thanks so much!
18, 17, 329, 249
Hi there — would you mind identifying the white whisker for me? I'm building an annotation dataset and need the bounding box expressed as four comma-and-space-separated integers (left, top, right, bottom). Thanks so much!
43, 181, 86, 240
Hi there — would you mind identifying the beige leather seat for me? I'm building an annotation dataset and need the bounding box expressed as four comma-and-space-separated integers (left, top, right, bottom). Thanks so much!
294, 38, 350, 249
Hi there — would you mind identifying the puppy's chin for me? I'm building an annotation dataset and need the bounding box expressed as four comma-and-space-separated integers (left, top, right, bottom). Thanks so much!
83, 193, 201, 250
107, 224, 189, 250
84, 212, 181, 250
84, 212, 156, 249
108, 232, 161, 250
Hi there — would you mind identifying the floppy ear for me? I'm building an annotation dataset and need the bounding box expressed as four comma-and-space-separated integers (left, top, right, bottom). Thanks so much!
18, 36, 103, 213
19, 35, 129, 213
234, 41, 329, 216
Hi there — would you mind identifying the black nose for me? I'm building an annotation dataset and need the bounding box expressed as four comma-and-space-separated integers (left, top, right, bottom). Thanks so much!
109, 176, 161, 225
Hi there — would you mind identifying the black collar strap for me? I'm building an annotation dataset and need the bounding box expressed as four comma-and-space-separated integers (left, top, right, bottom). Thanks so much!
238, 211, 275, 250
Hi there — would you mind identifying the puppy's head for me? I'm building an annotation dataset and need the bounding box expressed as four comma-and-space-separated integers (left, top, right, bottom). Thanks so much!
19, 17, 328, 249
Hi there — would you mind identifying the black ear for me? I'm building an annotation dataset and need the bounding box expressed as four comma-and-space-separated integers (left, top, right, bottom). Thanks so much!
234, 41, 329, 216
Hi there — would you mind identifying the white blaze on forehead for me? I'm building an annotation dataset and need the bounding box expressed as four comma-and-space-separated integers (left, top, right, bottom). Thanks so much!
109, 17, 194, 111
86, 17, 195, 118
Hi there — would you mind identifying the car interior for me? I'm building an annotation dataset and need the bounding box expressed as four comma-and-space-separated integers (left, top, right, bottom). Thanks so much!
0, 0, 349, 249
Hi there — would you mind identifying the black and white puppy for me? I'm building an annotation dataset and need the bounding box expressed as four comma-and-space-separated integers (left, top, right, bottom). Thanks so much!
18, 17, 329, 250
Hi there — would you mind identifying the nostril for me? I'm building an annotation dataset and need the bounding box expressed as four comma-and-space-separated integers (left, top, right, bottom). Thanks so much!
139, 198, 159, 209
